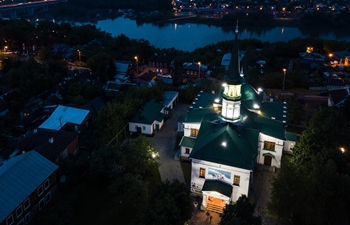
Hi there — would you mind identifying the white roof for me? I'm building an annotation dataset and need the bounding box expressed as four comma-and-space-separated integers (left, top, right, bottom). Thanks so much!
115, 61, 131, 74
39, 105, 89, 130
0, 151, 58, 222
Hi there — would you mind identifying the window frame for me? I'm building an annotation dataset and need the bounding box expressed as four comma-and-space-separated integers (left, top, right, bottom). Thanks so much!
23, 198, 30, 210
233, 175, 240, 186
263, 141, 276, 151
199, 168, 206, 178
45, 191, 51, 204
6, 214, 14, 225
39, 198, 45, 210
44, 179, 50, 190
190, 128, 199, 137
185, 148, 190, 154
16, 205, 23, 218
37, 185, 43, 196
25, 213, 30, 225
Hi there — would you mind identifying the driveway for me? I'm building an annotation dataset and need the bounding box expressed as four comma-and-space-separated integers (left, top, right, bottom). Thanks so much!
148, 103, 189, 183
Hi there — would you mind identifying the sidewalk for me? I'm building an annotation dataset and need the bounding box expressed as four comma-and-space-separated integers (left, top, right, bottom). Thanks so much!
148, 103, 188, 183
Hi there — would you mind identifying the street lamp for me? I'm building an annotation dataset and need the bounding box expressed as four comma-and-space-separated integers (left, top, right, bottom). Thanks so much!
329, 53, 333, 64
134, 56, 138, 75
282, 68, 287, 91
77, 50, 81, 62
198, 62, 201, 79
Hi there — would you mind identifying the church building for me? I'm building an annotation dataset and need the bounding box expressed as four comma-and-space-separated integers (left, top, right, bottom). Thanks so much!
178, 23, 296, 213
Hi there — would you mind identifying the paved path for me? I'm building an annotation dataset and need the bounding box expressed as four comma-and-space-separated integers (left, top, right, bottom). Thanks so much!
149, 103, 188, 183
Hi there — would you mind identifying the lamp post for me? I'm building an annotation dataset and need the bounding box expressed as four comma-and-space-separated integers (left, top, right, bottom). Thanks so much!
282, 68, 287, 91
134, 56, 138, 75
77, 50, 81, 62
329, 53, 333, 64
198, 62, 201, 79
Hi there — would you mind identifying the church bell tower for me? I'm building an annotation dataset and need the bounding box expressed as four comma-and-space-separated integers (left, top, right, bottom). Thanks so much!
221, 21, 244, 122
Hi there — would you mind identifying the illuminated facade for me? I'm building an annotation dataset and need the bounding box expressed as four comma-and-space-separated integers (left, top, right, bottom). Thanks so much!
178, 23, 296, 213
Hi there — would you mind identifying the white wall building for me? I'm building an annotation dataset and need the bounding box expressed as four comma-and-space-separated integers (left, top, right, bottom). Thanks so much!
178, 24, 296, 213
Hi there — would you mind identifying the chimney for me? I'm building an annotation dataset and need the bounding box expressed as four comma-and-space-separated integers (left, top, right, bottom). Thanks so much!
49, 137, 54, 143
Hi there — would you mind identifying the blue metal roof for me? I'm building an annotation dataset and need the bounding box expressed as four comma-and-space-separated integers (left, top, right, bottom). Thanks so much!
0, 151, 58, 222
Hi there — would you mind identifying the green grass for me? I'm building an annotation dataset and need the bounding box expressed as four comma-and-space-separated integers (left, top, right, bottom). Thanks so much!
181, 161, 192, 187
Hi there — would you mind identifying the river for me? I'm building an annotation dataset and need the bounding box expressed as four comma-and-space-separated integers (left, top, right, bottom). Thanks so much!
69, 17, 350, 52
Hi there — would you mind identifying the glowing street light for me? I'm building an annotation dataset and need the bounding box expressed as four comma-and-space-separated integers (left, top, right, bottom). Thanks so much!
340, 147, 345, 153
198, 62, 201, 79
282, 68, 287, 90
77, 50, 81, 61
134, 56, 138, 75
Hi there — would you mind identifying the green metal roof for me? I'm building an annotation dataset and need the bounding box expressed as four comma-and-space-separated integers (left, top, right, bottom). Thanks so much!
241, 108, 286, 140
225, 23, 244, 85
190, 122, 257, 170
130, 99, 165, 124
179, 136, 196, 148
156, 113, 165, 122
202, 179, 233, 198
260, 102, 288, 123
285, 131, 297, 142
178, 114, 186, 123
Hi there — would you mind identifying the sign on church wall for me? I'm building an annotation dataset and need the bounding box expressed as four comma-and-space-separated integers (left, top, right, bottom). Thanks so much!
208, 167, 231, 183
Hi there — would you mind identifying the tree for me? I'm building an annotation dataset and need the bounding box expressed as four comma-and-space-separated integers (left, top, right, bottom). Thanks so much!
268, 107, 350, 225
220, 195, 261, 225
133, 180, 193, 225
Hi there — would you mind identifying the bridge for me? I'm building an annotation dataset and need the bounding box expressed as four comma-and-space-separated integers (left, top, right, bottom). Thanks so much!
0, 0, 67, 20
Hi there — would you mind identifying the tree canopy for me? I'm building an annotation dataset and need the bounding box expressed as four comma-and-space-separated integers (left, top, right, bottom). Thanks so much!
220, 195, 261, 225
268, 103, 350, 225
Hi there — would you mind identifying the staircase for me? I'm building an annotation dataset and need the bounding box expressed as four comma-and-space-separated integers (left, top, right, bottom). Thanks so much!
206, 203, 224, 214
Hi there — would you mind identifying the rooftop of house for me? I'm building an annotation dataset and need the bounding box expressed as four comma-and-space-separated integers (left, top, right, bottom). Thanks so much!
329, 89, 349, 105
130, 99, 165, 125
162, 91, 179, 107
1, 128, 78, 161
0, 151, 58, 222
39, 105, 89, 131
82, 97, 105, 119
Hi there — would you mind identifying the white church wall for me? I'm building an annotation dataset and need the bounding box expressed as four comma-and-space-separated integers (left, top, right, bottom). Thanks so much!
258, 133, 284, 168
183, 122, 201, 137
190, 159, 251, 202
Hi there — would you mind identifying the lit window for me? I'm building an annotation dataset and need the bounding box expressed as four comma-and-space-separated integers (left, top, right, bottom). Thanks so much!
190, 128, 199, 137
199, 168, 206, 178
44, 179, 50, 190
185, 148, 190, 154
23, 198, 30, 210
37, 185, 43, 196
263, 141, 275, 151
233, 175, 240, 186
16, 206, 23, 218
